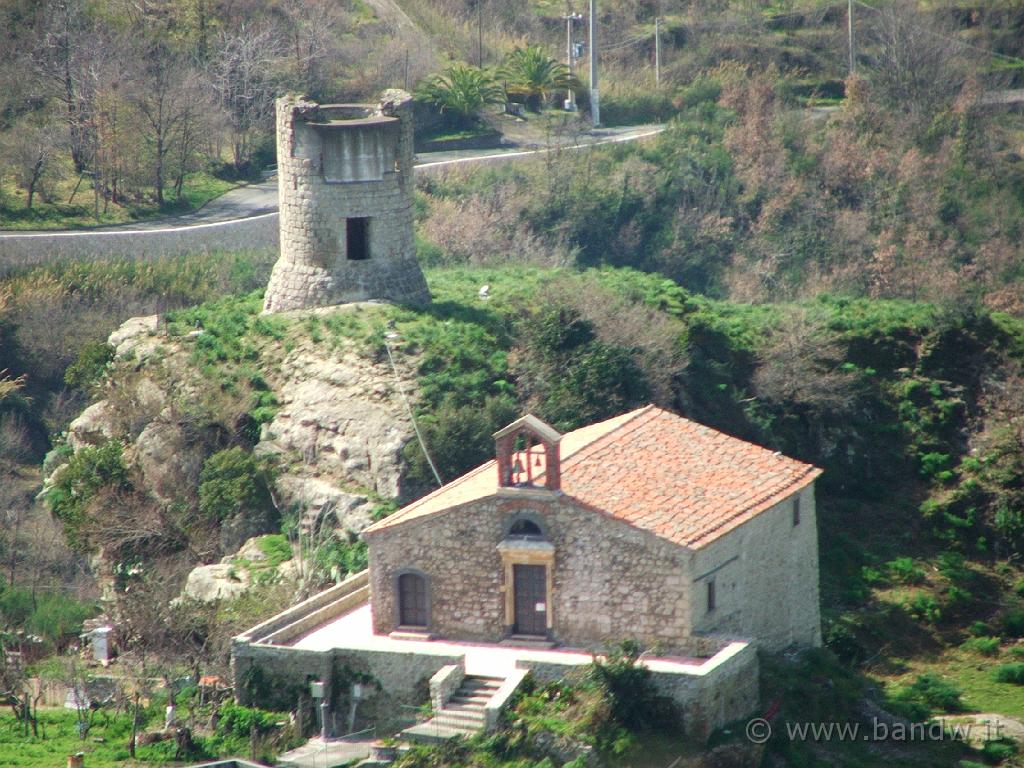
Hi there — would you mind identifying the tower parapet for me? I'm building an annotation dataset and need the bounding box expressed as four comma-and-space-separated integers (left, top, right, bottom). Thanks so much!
263, 91, 430, 312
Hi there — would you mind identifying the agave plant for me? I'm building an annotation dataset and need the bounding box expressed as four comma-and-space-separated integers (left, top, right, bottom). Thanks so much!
415, 63, 506, 124
498, 44, 579, 110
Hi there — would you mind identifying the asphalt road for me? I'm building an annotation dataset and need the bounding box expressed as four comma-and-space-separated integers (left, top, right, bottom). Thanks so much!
0, 123, 665, 237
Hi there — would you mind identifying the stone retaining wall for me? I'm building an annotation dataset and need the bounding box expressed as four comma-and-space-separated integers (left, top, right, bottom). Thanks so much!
237, 570, 369, 645
518, 641, 759, 740
0, 213, 278, 276
232, 641, 465, 734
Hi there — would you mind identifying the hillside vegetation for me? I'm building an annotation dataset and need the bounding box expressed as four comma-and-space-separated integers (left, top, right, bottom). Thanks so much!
10, 262, 1020, 763
3, 0, 1024, 765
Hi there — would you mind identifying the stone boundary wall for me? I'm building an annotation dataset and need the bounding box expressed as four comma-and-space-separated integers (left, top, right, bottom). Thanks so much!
517, 640, 759, 740
232, 641, 465, 733
0, 213, 278, 276
236, 570, 369, 645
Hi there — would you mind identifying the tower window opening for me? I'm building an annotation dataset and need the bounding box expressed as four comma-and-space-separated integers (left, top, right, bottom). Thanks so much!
347, 217, 370, 260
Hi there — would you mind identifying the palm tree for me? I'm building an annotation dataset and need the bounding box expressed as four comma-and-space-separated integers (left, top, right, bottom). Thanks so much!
416, 63, 506, 126
498, 45, 579, 111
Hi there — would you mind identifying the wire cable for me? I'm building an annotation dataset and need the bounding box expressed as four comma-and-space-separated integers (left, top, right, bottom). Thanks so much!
383, 331, 443, 487
850, 0, 1024, 65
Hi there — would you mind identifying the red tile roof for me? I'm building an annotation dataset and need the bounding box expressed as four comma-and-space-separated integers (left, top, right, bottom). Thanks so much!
364, 405, 822, 549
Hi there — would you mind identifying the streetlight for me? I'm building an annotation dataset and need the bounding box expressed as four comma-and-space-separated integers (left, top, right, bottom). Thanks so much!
563, 12, 583, 111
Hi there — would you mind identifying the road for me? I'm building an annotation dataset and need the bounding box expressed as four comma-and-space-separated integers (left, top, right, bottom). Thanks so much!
0, 124, 665, 239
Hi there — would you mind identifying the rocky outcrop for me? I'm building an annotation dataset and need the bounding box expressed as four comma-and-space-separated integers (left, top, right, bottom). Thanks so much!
182, 562, 252, 602
258, 345, 415, 502
108, 314, 160, 358
127, 415, 203, 506
46, 309, 420, 596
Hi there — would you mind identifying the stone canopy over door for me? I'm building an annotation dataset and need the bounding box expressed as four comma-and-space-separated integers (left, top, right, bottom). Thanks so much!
498, 524, 555, 638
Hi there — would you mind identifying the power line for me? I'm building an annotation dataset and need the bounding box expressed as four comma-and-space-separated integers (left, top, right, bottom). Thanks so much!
599, 32, 650, 52
850, 0, 1024, 65
382, 331, 443, 488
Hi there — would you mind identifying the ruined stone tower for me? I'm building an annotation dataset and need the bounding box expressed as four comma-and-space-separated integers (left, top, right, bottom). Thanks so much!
263, 91, 431, 312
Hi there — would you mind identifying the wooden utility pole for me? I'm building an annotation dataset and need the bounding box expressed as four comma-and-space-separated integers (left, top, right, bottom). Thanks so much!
589, 0, 599, 126
655, 17, 662, 86
478, 1, 484, 66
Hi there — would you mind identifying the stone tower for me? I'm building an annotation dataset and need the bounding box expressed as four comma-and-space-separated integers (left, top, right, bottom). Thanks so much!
263, 91, 431, 312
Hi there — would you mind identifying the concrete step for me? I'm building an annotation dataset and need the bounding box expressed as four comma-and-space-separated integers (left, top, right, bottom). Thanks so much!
434, 709, 486, 726
460, 681, 502, 693
440, 708, 487, 720
402, 720, 478, 744
448, 694, 491, 707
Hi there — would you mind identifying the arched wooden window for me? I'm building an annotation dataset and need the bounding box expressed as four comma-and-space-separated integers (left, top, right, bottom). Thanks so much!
397, 572, 428, 628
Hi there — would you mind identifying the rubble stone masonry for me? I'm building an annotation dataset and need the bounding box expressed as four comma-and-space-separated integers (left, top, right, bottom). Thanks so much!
263, 91, 430, 312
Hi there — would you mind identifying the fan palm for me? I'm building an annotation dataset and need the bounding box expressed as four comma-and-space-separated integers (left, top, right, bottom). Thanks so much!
499, 45, 579, 110
416, 63, 506, 124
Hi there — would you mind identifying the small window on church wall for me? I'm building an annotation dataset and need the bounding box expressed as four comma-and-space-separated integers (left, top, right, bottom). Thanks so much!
346, 217, 370, 260
793, 496, 801, 527
509, 519, 543, 538
706, 579, 716, 613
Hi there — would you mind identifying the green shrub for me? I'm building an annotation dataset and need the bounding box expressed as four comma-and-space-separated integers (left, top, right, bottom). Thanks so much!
961, 636, 1000, 656
906, 593, 941, 624
992, 663, 1024, 685
982, 739, 1018, 762
0, 587, 98, 649
888, 557, 926, 585
198, 447, 276, 522
64, 342, 115, 390
313, 532, 368, 582
888, 674, 963, 718
216, 702, 281, 739
45, 440, 130, 551
254, 534, 291, 568
1003, 609, 1024, 638
968, 620, 991, 636
587, 640, 679, 733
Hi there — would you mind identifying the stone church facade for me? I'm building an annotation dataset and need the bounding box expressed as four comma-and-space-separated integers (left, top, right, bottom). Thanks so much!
363, 406, 823, 655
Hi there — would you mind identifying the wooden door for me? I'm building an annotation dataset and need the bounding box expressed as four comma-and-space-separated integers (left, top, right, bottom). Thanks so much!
513, 564, 547, 636
398, 573, 427, 627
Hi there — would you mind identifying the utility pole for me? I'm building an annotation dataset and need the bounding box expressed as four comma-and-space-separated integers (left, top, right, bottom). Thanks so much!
654, 16, 662, 86
589, 0, 599, 126
847, 0, 855, 75
478, 0, 484, 66
563, 11, 582, 110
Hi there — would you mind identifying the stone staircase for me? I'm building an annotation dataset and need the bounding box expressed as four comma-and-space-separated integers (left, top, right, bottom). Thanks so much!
401, 675, 504, 743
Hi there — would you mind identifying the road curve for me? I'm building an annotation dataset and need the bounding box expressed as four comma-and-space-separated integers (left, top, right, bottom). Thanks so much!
0, 124, 665, 241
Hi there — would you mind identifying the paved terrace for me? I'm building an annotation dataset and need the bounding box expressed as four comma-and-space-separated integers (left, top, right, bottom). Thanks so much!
235, 571, 747, 679
233, 572, 760, 739
288, 602, 733, 677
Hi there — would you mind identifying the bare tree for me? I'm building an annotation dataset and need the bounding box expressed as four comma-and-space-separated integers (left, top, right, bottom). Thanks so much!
33, 0, 101, 173
207, 25, 282, 171
127, 37, 197, 207
753, 308, 859, 414
0, 645, 39, 738
0, 111, 67, 209
864, 0, 973, 122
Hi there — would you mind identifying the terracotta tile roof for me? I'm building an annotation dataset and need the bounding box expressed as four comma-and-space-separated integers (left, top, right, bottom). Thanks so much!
364, 405, 822, 549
